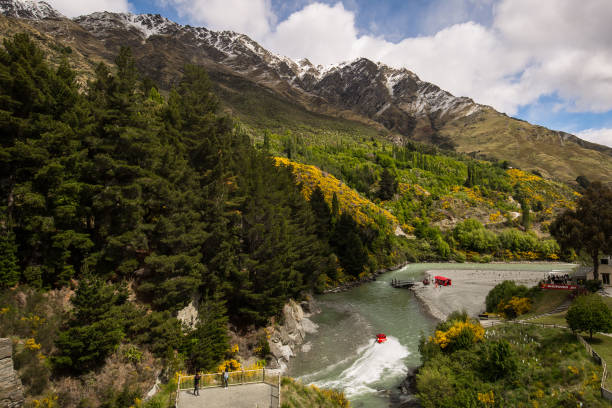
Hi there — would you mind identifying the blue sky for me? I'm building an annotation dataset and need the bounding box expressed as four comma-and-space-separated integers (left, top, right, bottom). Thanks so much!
47, 0, 612, 147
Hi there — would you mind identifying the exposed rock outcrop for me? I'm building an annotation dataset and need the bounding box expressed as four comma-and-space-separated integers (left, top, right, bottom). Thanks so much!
394, 367, 422, 408
177, 298, 199, 330
0, 338, 24, 408
268, 300, 318, 371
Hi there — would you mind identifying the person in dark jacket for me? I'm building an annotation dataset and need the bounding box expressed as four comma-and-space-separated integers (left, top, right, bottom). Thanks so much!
194, 371, 201, 396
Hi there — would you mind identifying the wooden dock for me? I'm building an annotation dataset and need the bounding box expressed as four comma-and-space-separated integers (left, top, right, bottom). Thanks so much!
391, 279, 415, 288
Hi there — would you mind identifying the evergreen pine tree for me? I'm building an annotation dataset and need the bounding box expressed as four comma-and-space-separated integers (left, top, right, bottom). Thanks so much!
332, 213, 368, 277
53, 275, 127, 373
379, 168, 397, 200
331, 192, 340, 223
309, 186, 331, 238
187, 292, 229, 371
0, 231, 20, 288
521, 200, 531, 230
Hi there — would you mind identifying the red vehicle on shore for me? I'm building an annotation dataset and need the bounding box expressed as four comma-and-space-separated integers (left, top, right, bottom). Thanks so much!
434, 276, 452, 286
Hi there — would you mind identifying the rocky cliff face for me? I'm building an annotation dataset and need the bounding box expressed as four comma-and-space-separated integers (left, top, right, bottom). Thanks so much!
0, 338, 24, 408
268, 300, 318, 371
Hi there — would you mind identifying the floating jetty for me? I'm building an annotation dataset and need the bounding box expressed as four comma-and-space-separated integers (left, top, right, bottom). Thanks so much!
391, 279, 415, 288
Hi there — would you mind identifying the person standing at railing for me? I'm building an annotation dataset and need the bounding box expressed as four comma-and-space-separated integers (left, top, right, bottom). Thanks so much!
194, 371, 201, 396
223, 366, 229, 389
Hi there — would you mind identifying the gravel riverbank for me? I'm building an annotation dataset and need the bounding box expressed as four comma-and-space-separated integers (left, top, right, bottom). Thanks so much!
410, 269, 550, 321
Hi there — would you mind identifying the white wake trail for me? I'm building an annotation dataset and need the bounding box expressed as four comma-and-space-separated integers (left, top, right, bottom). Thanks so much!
310, 336, 410, 397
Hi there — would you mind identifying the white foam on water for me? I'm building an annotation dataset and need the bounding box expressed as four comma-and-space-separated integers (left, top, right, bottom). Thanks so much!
309, 336, 410, 397
298, 352, 360, 383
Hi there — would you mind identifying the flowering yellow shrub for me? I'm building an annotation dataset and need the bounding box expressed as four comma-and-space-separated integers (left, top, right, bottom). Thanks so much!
32, 394, 58, 408
309, 384, 351, 408
398, 182, 430, 196
25, 338, 41, 351
218, 359, 241, 372
230, 344, 239, 354
489, 211, 502, 223
129, 397, 142, 408
477, 390, 494, 405
507, 168, 541, 183
274, 157, 398, 229
498, 296, 531, 318
506, 168, 577, 212
431, 320, 484, 349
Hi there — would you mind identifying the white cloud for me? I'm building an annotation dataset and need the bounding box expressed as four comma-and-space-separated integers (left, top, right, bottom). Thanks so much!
261, 3, 535, 114
266, 3, 357, 66
159, 0, 275, 39
159, 0, 612, 118
576, 128, 612, 148
45, 0, 130, 17
492, 0, 612, 113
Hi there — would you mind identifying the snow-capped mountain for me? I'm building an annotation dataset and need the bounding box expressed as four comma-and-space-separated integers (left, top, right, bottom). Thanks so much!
68, 7, 482, 138
0, 0, 60, 19
0, 0, 482, 138
2, 0, 612, 184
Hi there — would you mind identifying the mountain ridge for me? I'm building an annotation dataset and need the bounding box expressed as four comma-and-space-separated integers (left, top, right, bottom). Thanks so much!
1, 0, 611, 184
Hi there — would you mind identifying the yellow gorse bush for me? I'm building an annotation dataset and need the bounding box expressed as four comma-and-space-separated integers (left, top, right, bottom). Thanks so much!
274, 157, 398, 229
488, 211, 502, 223
506, 168, 576, 212
218, 359, 241, 372
24, 338, 41, 351
498, 296, 531, 318
507, 168, 541, 183
431, 320, 484, 349
310, 384, 351, 408
32, 394, 58, 408
477, 390, 494, 405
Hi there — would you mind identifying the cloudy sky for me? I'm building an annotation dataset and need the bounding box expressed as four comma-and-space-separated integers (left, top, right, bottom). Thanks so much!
46, 0, 612, 147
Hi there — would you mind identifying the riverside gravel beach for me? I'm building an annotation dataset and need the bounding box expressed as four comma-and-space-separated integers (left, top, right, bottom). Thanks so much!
410, 268, 567, 321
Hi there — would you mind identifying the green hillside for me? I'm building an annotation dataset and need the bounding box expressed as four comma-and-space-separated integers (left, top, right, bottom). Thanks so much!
438, 108, 612, 184
219, 78, 578, 262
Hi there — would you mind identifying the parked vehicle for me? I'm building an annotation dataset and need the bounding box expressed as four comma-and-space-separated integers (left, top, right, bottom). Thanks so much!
434, 276, 452, 286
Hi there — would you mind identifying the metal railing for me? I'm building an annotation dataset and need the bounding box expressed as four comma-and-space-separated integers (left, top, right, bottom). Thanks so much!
176, 369, 281, 407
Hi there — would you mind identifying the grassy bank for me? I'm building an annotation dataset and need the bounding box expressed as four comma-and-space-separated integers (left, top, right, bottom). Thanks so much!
521, 290, 572, 319
280, 377, 350, 408
417, 315, 609, 407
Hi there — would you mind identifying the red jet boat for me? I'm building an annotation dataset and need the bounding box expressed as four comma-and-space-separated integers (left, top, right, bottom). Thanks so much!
376, 333, 387, 343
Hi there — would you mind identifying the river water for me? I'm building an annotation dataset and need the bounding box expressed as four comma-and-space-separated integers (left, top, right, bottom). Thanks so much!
287, 262, 575, 407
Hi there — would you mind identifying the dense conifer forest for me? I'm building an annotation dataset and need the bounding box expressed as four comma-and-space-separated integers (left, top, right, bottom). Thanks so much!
0, 33, 389, 382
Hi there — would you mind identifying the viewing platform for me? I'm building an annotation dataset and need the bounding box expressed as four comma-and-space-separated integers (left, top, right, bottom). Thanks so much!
176, 369, 280, 408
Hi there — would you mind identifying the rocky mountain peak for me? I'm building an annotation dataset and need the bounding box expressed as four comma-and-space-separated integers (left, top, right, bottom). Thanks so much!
0, 3, 482, 134
0, 0, 62, 19
75, 11, 178, 39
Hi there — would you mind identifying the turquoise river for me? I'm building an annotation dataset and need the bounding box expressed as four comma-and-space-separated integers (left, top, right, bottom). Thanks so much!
287, 262, 575, 407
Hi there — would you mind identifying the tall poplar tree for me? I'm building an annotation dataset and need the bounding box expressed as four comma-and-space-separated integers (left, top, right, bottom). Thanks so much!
551, 182, 612, 279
